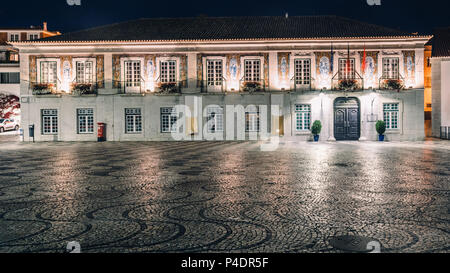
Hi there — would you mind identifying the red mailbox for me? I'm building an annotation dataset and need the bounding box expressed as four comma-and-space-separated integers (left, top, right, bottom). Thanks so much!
97, 122, 106, 142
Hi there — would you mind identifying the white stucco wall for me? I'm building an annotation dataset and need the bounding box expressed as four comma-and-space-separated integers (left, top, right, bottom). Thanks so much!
441, 60, 450, 127
431, 57, 450, 137
20, 89, 424, 142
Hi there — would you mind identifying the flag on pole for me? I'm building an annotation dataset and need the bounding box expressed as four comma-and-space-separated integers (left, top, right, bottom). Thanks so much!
330, 43, 334, 73
362, 43, 366, 75
346, 43, 351, 77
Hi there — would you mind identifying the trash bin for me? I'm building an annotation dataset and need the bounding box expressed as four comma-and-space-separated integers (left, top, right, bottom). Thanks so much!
28, 125, 35, 142
97, 122, 106, 142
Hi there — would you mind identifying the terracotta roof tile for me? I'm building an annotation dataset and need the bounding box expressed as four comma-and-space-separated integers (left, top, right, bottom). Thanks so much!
40, 16, 421, 42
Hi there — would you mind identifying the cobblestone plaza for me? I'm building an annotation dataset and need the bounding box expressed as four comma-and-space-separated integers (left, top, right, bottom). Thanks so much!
0, 141, 449, 253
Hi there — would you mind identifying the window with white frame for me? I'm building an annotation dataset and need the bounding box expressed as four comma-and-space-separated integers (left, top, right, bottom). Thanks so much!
41, 109, 58, 135
338, 59, 355, 79
40, 61, 57, 84
206, 106, 224, 133
245, 108, 260, 132
244, 59, 261, 82
77, 108, 94, 134
125, 108, 142, 134
124, 61, 141, 87
28, 33, 39, 40
9, 33, 20, 42
294, 59, 311, 85
161, 107, 178, 133
207, 60, 223, 86
295, 104, 311, 131
383, 103, 399, 129
160, 60, 176, 83
382, 58, 399, 79
76, 61, 94, 83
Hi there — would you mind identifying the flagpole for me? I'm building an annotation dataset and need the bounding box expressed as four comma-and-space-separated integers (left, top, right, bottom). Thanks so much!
347, 43, 350, 78
330, 42, 334, 74
362, 43, 366, 76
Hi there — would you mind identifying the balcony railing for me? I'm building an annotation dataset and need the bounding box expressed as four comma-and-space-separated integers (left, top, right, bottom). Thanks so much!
441, 126, 450, 140
26, 75, 415, 95
201, 77, 227, 93
289, 76, 315, 92
379, 75, 405, 91
114, 79, 147, 94
239, 78, 266, 92
332, 72, 364, 91
30, 80, 61, 95
113, 78, 186, 94
28, 79, 101, 96
154, 79, 185, 94
71, 80, 99, 95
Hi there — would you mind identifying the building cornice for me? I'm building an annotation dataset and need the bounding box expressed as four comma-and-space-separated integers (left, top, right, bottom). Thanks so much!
12, 35, 432, 47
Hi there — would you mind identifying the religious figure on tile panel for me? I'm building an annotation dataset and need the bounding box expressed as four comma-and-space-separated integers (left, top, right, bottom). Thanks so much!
147, 60, 155, 81
319, 57, 330, 78
365, 56, 375, 86
280, 57, 287, 79
407, 56, 414, 77
230, 58, 238, 81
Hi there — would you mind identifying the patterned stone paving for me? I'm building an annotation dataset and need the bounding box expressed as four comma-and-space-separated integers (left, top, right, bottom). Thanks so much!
0, 141, 449, 253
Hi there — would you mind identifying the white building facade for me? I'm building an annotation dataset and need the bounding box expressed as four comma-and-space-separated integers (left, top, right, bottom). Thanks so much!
14, 16, 430, 142
431, 28, 450, 139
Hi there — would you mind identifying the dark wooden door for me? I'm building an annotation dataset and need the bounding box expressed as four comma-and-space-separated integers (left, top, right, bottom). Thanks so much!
347, 108, 360, 140
334, 98, 360, 141
334, 108, 347, 140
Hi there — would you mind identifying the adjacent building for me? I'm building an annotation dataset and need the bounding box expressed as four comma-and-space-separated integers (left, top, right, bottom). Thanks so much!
430, 27, 450, 139
0, 23, 60, 97
0, 41, 20, 97
424, 39, 432, 137
13, 16, 431, 142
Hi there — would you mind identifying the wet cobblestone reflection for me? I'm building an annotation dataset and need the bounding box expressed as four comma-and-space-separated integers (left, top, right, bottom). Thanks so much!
0, 141, 449, 253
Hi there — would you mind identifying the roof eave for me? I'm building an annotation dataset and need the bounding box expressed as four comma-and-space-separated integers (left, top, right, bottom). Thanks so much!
11, 35, 433, 46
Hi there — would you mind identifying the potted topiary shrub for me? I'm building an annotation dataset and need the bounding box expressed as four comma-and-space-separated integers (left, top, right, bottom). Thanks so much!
376, 120, 386, 141
311, 120, 322, 142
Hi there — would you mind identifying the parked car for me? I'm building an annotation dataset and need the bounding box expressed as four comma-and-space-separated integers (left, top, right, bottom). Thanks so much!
0, 118, 19, 133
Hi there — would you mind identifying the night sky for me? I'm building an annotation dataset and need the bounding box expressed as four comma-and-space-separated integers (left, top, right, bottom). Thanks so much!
0, 0, 448, 35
